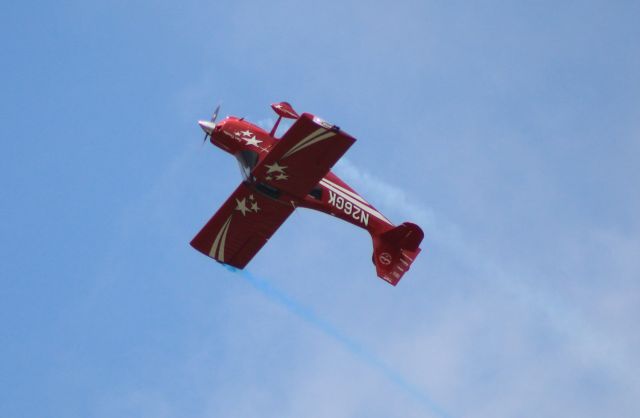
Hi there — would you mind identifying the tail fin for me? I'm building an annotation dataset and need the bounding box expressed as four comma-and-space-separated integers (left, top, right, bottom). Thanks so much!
372, 222, 424, 286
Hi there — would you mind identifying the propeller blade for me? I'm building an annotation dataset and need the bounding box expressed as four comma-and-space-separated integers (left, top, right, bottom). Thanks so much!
199, 103, 220, 146
211, 104, 221, 123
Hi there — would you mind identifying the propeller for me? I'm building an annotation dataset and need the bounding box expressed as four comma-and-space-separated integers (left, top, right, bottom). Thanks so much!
199, 104, 221, 144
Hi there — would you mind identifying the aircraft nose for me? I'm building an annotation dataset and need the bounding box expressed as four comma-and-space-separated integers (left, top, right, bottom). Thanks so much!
198, 120, 216, 135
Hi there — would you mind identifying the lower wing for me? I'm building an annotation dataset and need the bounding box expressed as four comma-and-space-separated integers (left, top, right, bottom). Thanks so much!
190, 182, 295, 269
252, 113, 356, 198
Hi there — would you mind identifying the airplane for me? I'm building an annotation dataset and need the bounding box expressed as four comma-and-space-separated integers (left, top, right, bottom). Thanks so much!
190, 102, 424, 285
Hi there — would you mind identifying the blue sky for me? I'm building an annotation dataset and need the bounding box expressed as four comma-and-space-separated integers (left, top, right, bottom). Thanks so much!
2, 1, 639, 417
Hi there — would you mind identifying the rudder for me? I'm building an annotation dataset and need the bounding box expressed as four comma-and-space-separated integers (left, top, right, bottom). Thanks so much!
372, 222, 424, 286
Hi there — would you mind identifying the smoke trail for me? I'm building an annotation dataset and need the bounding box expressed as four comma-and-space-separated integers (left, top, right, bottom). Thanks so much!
223, 265, 453, 418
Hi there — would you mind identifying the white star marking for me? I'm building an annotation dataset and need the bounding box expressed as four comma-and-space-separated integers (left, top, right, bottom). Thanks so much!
244, 136, 262, 147
265, 162, 287, 174
250, 202, 260, 212
240, 130, 253, 137
275, 173, 288, 180
235, 198, 250, 216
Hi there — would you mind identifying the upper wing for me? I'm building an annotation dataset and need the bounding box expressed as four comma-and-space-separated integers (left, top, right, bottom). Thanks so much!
190, 182, 295, 269
252, 113, 355, 198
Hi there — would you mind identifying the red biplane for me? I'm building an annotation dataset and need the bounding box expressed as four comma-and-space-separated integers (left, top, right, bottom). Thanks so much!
191, 102, 424, 285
